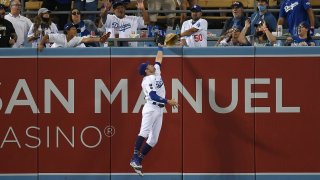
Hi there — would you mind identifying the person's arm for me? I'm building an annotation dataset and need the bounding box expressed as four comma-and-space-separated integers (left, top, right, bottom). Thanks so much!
155, 44, 163, 64
149, 91, 179, 108
81, 32, 110, 43
180, 27, 198, 37
263, 26, 276, 44
180, 0, 188, 25
306, 8, 315, 32
238, 19, 250, 44
137, 0, 150, 25
38, 34, 49, 52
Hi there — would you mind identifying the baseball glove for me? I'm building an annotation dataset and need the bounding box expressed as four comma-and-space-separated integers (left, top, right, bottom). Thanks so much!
164, 33, 179, 46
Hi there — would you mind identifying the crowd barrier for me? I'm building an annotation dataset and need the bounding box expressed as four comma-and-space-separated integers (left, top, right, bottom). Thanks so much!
0, 47, 320, 180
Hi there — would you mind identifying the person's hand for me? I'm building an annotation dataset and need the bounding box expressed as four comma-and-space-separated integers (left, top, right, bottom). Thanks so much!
9, 38, 16, 45
244, 19, 250, 28
38, 44, 45, 52
136, 0, 145, 10
299, 41, 308, 46
310, 27, 315, 36
167, 99, 179, 109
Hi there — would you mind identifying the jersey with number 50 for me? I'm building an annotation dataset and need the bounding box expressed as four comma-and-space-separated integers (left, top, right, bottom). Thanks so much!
181, 18, 208, 47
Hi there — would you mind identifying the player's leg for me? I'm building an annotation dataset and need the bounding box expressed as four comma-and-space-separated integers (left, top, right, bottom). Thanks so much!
130, 105, 156, 167
139, 108, 163, 163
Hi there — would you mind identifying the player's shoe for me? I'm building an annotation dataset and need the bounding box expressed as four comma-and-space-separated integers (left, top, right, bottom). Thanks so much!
130, 158, 143, 176
130, 158, 142, 169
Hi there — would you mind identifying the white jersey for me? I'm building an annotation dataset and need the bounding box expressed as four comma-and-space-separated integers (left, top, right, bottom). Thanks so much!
48, 34, 84, 48
5, 13, 32, 48
142, 63, 165, 104
27, 23, 59, 48
181, 18, 208, 47
103, 14, 146, 47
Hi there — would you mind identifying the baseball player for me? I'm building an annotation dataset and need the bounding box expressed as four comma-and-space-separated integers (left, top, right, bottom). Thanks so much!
37, 23, 110, 51
180, 5, 208, 47
130, 44, 179, 176
100, 0, 149, 47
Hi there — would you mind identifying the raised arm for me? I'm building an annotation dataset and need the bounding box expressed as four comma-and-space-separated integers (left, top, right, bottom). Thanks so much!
137, 0, 150, 25
38, 34, 49, 52
155, 44, 163, 64
81, 32, 110, 43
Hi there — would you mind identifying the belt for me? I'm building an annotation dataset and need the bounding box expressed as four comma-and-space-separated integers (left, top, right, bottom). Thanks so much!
152, 102, 165, 108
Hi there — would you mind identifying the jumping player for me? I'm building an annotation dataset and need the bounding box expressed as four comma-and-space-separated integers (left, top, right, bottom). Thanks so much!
130, 44, 179, 176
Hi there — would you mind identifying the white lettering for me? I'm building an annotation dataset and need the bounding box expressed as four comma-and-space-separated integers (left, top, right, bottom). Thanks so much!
276, 78, 300, 113
25, 126, 40, 148
80, 126, 102, 148
245, 78, 270, 113
45, 79, 74, 113
56, 126, 74, 148
5, 79, 39, 114
1, 127, 21, 148
209, 79, 238, 113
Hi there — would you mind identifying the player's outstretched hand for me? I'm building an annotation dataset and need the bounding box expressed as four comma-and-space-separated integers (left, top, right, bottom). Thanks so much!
167, 99, 179, 109
136, 0, 145, 10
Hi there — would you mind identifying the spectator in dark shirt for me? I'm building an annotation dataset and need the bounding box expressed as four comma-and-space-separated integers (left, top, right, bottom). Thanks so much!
250, 0, 277, 35
221, 1, 247, 36
0, 3, 17, 47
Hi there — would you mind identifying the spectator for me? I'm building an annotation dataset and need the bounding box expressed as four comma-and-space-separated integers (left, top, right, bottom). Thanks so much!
100, 0, 149, 47
180, 5, 207, 47
0, 3, 17, 47
221, 1, 247, 36
285, 21, 316, 46
74, 0, 98, 22
250, 0, 277, 35
5, 0, 32, 48
239, 19, 276, 46
217, 25, 249, 46
41, 0, 73, 30
37, 23, 110, 51
278, 0, 315, 36
69, 8, 99, 47
27, 8, 59, 48
180, 0, 197, 25
148, 0, 176, 30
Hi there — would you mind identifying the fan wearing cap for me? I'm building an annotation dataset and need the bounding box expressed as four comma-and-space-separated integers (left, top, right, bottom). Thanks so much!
238, 19, 276, 46
27, 8, 58, 48
278, 0, 315, 36
99, 0, 150, 47
129, 44, 179, 176
221, 1, 247, 36
179, 5, 207, 47
285, 21, 315, 46
37, 23, 110, 51
249, 0, 276, 35
217, 25, 249, 46
0, 3, 17, 47
4, 0, 32, 48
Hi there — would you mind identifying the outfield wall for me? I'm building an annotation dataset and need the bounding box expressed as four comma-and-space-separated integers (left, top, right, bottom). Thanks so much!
0, 47, 319, 180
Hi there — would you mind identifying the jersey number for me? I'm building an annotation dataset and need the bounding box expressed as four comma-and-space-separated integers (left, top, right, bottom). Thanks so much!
194, 34, 203, 42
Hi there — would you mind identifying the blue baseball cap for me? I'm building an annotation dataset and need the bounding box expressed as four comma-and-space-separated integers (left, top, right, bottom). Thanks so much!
232, 24, 243, 31
112, 0, 126, 9
64, 23, 78, 31
190, 5, 202, 12
231, 1, 244, 8
139, 62, 150, 76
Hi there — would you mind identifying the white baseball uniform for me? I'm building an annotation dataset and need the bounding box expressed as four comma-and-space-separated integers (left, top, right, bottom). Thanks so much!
102, 14, 146, 47
181, 18, 208, 47
27, 23, 59, 48
47, 34, 84, 48
139, 63, 165, 147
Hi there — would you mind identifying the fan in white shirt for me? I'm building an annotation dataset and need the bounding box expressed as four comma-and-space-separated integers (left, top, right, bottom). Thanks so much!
37, 23, 110, 51
100, 0, 150, 47
180, 5, 208, 47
